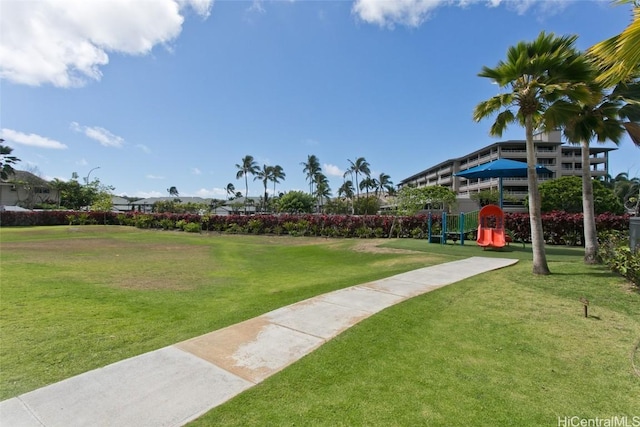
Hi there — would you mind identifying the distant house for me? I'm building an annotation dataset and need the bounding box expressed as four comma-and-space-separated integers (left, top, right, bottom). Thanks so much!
0, 171, 59, 209
111, 196, 134, 212
130, 196, 234, 215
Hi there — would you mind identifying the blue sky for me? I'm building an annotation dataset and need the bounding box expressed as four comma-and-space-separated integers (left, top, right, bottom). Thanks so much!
1, 0, 637, 199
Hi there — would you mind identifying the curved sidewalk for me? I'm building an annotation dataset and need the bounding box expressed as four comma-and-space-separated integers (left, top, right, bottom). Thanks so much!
1, 256, 517, 427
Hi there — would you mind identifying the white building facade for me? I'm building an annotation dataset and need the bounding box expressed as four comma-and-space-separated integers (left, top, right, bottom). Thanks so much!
398, 131, 615, 213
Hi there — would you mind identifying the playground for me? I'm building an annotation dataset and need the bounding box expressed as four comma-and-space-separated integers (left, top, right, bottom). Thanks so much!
427, 204, 508, 249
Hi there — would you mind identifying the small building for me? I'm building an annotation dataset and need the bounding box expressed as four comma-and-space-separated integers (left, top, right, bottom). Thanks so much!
398, 131, 615, 213
0, 170, 59, 209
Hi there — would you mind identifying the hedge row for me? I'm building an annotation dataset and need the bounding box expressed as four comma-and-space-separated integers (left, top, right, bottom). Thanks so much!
0, 210, 632, 245
506, 211, 631, 245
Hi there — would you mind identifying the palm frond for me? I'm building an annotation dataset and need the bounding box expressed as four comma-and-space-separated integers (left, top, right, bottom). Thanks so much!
623, 122, 640, 146
589, 6, 640, 86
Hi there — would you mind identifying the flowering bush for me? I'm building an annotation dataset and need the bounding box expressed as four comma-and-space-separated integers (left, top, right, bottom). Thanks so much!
504, 211, 630, 245
0, 210, 631, 247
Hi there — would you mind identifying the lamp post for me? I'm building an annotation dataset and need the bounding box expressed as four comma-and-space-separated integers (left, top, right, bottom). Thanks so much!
85, 166, 100, 185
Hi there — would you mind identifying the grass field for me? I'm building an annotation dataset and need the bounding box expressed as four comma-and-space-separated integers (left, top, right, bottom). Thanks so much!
1, 226, 639, 425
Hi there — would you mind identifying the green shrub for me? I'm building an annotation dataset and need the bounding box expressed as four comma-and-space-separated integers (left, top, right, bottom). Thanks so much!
411, 227, 425, 239
135, 214, 155, 229
159, 218, 175, 230
225, 223, 244, 234
247, 219, 263, 234
183, 222, 201, 233
355, 226, 373, 238
598, 230, 639, 286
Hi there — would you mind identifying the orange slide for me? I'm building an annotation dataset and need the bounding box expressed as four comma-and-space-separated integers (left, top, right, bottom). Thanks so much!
477, 204, 506, 249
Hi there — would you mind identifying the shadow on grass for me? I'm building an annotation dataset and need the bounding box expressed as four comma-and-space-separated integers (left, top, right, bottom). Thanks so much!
385, 239, 585, 262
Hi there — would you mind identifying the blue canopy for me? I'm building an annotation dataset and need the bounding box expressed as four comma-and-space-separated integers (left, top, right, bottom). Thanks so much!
454, 158, 552, 179
454, 158, 552, 208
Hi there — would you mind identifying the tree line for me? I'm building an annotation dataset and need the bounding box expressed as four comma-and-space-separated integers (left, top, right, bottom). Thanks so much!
224, 154, 395, 215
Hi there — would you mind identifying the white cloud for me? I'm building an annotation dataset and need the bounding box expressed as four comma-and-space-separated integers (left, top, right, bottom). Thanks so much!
248, 0, 266, 14
146, 174, 165, 180
0, 0, 213, 87
0, 128, 68, 149
352, 0, 446, 27
352, 0, 571, 27
136, 144, 151, 153
76, 158, 89, 166
71, 122, 124, 148
323, 163, 344, 178
130, 190, 164, 198
195, 187, 227, 198
192, 167, 202, 175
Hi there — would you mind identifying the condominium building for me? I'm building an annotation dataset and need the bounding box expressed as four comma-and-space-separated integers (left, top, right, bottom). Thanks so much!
398, 131, 615, 213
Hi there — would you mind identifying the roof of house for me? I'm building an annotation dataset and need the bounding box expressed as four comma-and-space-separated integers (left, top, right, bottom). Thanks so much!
131, 196, 212, 205
1, 170, 51, 187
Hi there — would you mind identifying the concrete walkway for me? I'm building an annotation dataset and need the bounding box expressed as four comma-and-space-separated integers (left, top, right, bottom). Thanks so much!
1, 256, 517, 427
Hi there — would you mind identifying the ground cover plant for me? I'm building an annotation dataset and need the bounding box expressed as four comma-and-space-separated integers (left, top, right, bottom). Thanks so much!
0, 226, 437, 400
192, 241, 640, 426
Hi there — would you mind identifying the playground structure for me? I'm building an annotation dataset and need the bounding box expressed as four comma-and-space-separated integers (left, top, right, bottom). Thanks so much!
427, 210, 479, 245
476, 204, 506, 249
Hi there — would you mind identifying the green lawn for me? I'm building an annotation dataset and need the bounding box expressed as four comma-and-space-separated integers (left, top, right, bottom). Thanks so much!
0, 226, 436, 400
1, 226, 638, 426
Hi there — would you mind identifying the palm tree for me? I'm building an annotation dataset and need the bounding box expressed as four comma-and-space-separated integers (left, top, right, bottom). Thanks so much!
347, 157, 371, 199
359, 176, 375, 197
315, 174, 332, 213
270, 165, 286, 196
50, 177, 66, 208
613, 172, 640, 214
254, 164, 274, 212
588, 1, 640, 87
473, 31, 594, 275
609, 79, 640, 146
558, 83, 626, 264
312, 172, 330, 212
226, 182, 236, 200
235, 155, 259, 213
374, 172, 394, 197
167, 186, 179, 197
338, 180, 355, 214
301, 155, 321, 196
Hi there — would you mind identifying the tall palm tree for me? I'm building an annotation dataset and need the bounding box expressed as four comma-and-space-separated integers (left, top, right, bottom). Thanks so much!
254, 164, 274, 213
473, 31, 594, 275
374, 172, 394, 197
270, 165, 286, 196
588, 1, 640, 87
235, 155, 259, 213
347, 157, 371, 199
558, 83, 626, 264
301, 155, 321, 196
226, 182, 236, 200
338, 180, 355, 214
359, 176, 375, 197
315, 174, 332, 213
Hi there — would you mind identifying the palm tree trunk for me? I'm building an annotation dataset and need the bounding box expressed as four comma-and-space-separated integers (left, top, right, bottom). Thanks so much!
525, 117, 550, 275
263, 181, 268, 213
244, 175, 249, 214
581, 141, 598, 264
